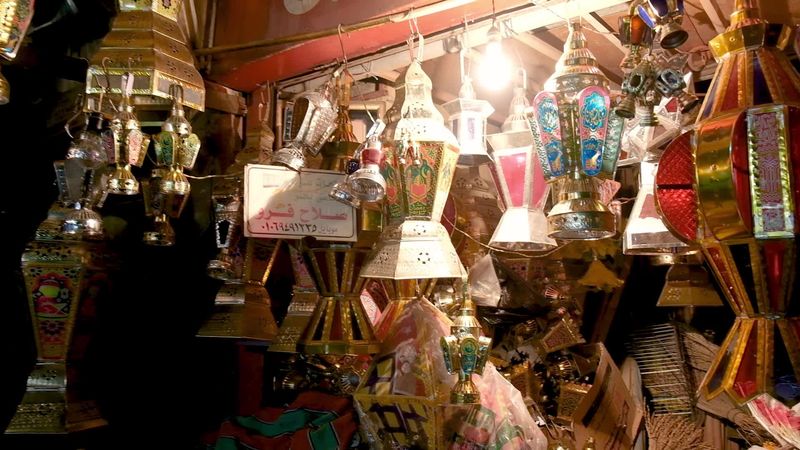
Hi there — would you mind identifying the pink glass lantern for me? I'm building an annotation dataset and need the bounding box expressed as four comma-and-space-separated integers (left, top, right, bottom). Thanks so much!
488, 86, 556, 251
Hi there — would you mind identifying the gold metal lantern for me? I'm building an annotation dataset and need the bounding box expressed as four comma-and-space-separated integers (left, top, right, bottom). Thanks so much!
86, 0, 205, 112
529, 21, 624, 240
654, 0, 800, 404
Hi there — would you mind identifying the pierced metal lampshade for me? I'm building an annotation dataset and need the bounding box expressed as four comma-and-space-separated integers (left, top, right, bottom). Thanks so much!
654, 0, 800, 405
656, 254, 723, 307
488, 86, 556, 252
86, 0, 205, 112
529, 21, 624, 240
360, 60, 466, 280
442, 76, 494, 165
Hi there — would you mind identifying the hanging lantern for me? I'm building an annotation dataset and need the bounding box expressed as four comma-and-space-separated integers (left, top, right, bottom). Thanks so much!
106, 72, 150, 195
270, 76, 338, 171
442, 76, 494, 165
623, 158, 690, 255
86, 0, 205, 112
654, 0, 800, 405
618, 12, 654, 73
529, 21, 624, 240
319, 72, 359, 171
488, 85, 556, 252
58, 111, 109, 238
0, 0, 35, 104
145, 85, 201, 246
6, 209, 108, 433
656, 254, 723, 307
329, 120, 387, 206
359, 59, 465, 280
615, 54, 699, 126
297, 245, 380, 355
197, 239, 279, 342
632, 0, 689, 50
618, 93, 683, 166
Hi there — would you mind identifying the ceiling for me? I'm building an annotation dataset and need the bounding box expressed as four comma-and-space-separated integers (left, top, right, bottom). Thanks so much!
181, 0, 800, 127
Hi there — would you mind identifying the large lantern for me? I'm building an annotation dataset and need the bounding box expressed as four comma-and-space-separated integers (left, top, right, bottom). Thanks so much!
488, 86, 556, 251
86, 0, 205, 112
359, 60, 465, 280
529, 21, 624, 240
654, 0, 800, 405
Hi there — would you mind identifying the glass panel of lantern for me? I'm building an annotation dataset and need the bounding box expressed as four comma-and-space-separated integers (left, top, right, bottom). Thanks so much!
442, 76, 495, 165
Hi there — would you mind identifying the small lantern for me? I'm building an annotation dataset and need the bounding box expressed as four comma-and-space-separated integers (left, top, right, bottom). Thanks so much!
0, 0, 34, 104
654, 0, 800, 405
633, 0, 689, 49
618, 12, 654, 73
656, 254, 723, 307
488, 85, 556, 252
359, 59, 465, 280
442, 76, 494, 165
107, 72, 150, 195
441, 291, 492, 404
145, 85, 200, 245
206, 177, 243, 281
529, 21, 624, 240
271, 76, 338, 171
59, 111, 109, 238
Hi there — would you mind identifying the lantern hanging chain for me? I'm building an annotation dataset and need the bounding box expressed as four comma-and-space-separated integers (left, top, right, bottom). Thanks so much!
440, 211, 572, 259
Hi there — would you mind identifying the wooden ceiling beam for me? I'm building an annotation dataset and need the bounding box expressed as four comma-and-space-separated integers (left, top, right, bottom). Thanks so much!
581, 12, 626, 55
512, 32, 562, 62
698, 0, 728, 34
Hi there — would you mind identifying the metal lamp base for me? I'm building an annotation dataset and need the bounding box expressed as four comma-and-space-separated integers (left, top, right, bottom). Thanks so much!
270, 290, 319, 353
5, 363, 106, 434
489, 207, 557, 252
297, 294, 380, 355
547, 198, 616, 240
271, 147, 306, 171
360, 220, 466, 280
196, 283, 279, 341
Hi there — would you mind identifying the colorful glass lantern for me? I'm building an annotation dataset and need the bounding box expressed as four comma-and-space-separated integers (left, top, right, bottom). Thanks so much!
86, 0, 205, 112
442, 76, 494, 165
58, 111, 109, 238
319, 73, 359, 172
106, 72, 150, 195
529, 21, 624, 240
359, 60, 465, 280
197, 239, 279, 342
441, 292, 492, 404
618, 12, 654, 73
297, 245, 380, 355
0, 0, 34, 104
654, 0, 800, 405
633, 0, 688, 50
271, 77, 338, 171
488, 86, 556, 252
7, 208, 109, 433
145, 85, 200, 245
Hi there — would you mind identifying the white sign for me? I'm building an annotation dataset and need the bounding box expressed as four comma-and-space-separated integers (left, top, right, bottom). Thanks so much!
244, 165, 356, 241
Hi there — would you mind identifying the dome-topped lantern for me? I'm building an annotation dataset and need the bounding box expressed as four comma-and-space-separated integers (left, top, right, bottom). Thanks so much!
360, 60, 465, 280
529, 21, 624, 240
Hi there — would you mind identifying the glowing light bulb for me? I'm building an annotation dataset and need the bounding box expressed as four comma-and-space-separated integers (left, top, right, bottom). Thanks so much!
479, 23, 511, 90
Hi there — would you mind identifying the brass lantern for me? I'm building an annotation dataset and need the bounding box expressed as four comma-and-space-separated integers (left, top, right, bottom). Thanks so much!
6, 210, 110, 434
359, 60, 466, 280
296, 245, 380, 355
442, 76, 494, 165
654, 0, 800, 405
86, 0, 205, 112
529, 21, 624, 240
618, 12, 654, 73
0, 0, 34, 104
144, 85, 200, 246
488, 85, 556, 252
106, 72, 150, 195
